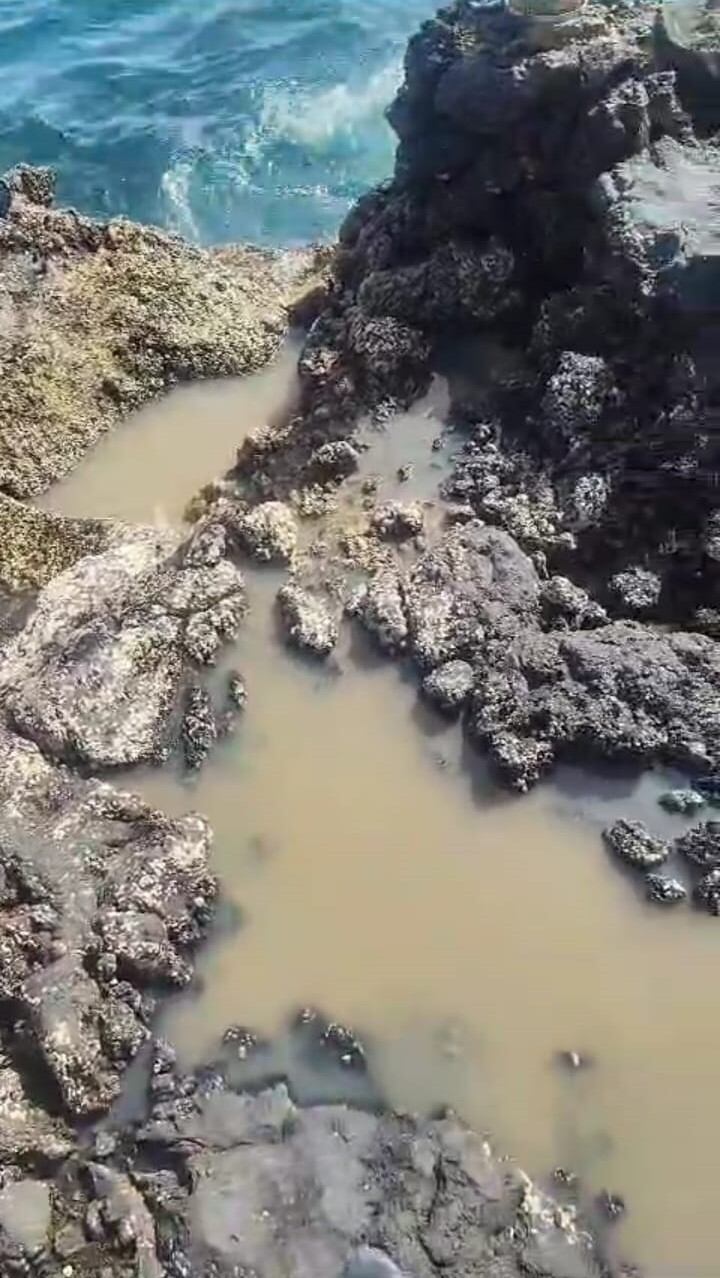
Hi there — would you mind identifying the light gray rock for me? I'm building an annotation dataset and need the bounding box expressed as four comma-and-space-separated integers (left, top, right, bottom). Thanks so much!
0, 522, 244, 770
0, 1179, 51, 1256
609, 566, 662, 616
278, 584, 339, 657
236, 500, 298, 563
133, 1079, 601, 1278
422, 660, 475, 716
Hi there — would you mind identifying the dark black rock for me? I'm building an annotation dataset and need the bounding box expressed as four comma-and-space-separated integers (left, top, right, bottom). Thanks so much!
676, 820, 720, 868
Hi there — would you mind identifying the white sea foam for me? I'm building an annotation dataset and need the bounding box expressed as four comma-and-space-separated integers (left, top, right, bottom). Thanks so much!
259, 60, 402, 148
160, 156, 200, 240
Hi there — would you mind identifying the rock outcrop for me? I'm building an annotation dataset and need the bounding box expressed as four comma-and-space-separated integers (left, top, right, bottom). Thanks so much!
0, 164, 318, 498
0, 520, 244, 770
0, 1043, 604, 1278
231, 1, 718, 632
353, 521, 720, 789
0, 728, 214, 1119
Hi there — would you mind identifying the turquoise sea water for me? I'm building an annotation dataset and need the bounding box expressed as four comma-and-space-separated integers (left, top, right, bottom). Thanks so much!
0, 0, 433, 246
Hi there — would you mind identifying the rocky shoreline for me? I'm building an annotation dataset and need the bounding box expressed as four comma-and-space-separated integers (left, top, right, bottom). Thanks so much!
0, 0, 718, 1274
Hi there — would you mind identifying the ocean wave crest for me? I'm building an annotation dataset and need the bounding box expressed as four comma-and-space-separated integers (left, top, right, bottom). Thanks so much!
258, 60, 402, 148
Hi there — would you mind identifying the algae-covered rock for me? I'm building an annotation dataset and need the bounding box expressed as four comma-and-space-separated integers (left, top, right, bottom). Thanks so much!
0, 164, 316, 497
0, 494, 118, 590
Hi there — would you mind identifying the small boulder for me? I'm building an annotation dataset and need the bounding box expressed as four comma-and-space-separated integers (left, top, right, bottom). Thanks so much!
603, 819, 670, 869
694, 868, 720, 914
227, 670, 248, 711
236, 501, 297, 563
371, 500, 424, 541
609, 567, 662, 616
422, 659, 475, 716
310, 439, 360, 480
182, 685, 217, 770
675, 821, 720, 868
658, 789, 706, 815
222, 1025, 269, 1061
645, 873, 687, 905
540, 576, 607, 629
277, 584, 339, 657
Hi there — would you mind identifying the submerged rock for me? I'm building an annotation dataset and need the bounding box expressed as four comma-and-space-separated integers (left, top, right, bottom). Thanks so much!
311, 440, 360, 481
227, 669, 248, 711
603, 819, 671, 869
0, 164, 317, 498
659, 788, 706, 814
277, 584, 339, 657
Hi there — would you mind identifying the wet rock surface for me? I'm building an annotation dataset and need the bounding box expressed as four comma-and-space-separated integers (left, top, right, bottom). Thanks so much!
278, 583, 339, 657
0, 1044, 603, 1278
0, 521, 244, 770
0, 727, 214, 1119
676, 820, 720, 869
1, 3, 719, 1273
603, 820, 671, 870
223, 0, 719, 798
352, 521, 720, 789
645, 873, 688, 906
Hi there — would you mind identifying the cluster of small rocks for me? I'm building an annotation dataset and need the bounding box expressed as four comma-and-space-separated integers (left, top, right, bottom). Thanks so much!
603, 816, 720, 912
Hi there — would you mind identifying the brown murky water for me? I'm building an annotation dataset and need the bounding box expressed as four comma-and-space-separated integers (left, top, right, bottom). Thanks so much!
42, 348, 720, 1278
